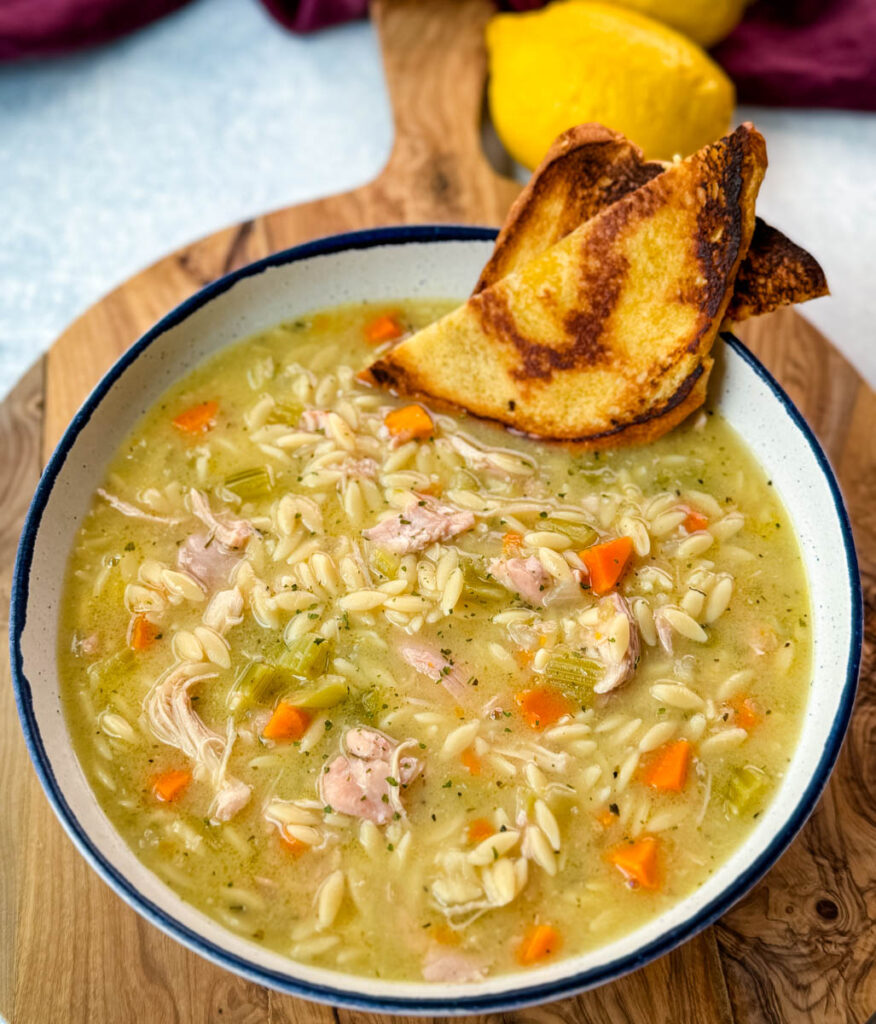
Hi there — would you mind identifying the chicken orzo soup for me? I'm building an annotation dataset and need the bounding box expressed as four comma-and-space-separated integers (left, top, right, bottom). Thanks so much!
59, 300, 810, 982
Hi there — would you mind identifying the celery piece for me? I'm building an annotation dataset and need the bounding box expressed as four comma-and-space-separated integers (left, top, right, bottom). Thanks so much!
359, 687, 386, 721
543, 520, 598, 548
288, 679, 348, 709
86, 647, 137, 688
224, 467, 273, 501
228, 662, 276, 712
545, 650, 601, 701
267, 399, 304, 425
280, 633, 332, 678
463, 561, 506, 603
370, 549, 400, 579
721, 765, 769, 817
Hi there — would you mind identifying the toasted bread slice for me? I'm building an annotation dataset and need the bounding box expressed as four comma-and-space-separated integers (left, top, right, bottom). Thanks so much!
725, 218, 829, 321
475, 124, 827, 320
363, 125, 766, 445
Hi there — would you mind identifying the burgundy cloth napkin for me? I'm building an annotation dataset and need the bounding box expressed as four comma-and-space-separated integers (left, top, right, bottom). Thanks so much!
713, 0, 876, 111
0, 0, 189, 60
2, 0, 875, 111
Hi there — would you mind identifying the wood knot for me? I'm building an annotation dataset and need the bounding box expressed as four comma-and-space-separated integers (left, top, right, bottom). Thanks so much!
815, 897, 839, 921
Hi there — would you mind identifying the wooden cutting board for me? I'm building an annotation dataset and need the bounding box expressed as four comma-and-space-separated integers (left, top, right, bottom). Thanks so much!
1, 1, 874, 1020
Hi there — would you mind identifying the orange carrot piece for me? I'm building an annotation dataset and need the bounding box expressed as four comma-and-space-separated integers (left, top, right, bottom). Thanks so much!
514, 648, 534, 669
683, 508, 709, 532
643, 740, 692, 792
384, 403, 433, 439
280, 832, 308, 856
152, 769, 191, 803
515, 688, 575, 730
461, 747, 481, 775
609, 837, 660, 889
730, 695, 762, 731
432, 923, 461, 945
580, 536, 634, 594
129, 614, 159, 651
365, 312, 405, 344
516, 924, 561, 965
502, 530, 524, 556
172, 400, 218, 434
262, 701, 311, 742
467, 818, 495, 843
596, 808, 616, 829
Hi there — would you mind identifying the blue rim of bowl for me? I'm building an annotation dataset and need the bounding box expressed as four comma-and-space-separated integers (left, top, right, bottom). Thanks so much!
9, 224, 863, 1014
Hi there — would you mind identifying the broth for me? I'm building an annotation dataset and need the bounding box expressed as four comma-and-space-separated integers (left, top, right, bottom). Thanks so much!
59, 300, 810, 982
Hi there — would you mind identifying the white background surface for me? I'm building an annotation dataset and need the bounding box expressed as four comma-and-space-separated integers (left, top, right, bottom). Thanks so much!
1, 0, 874, 397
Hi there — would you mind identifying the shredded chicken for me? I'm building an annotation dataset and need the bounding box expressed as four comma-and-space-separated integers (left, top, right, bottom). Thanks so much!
178, 532, 241, 589
589, 594, 641, 693
144, 663, 251, 822
97, 488, 183, 525
363, 495, 475, 555
654, 606, 674, 655
490, 555, 551, 606
422, 947, 487, 983
73, 631, 100, 657
445, 434, 534, 476
299, 409, 330, 432
319, 726, 420, 825
398, 638, 469, 701
189, 489, 253, 550
202, 587, 245, 634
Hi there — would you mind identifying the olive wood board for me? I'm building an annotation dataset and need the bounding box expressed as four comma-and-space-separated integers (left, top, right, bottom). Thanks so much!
1, 1, 874, 1021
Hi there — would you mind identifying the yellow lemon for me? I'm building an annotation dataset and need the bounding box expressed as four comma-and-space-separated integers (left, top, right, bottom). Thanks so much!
610, 0, 748, 47
487, 1, 735, 168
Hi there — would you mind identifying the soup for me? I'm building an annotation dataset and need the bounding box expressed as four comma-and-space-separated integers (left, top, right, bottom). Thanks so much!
59, 300, 811, 983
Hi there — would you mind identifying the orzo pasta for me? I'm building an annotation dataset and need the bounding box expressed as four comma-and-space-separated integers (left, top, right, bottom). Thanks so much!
59, 300, 810, 982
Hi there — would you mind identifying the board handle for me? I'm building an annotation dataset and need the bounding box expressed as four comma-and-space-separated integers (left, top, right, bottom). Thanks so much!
370, 0, 516, 223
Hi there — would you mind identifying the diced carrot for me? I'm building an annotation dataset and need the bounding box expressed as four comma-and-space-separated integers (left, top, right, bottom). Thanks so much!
365, 312, 405, 344
172, 400, 218, 435
683, 508, 709, 532
280, 832, 307, 856
433, 924, 460, 946
467, 818, 495, 843
596, 808, 616, 829
152, 769, 191, 803
502, 530, 524, 556
384, 404, 433, 440
514, 688, 575, 730
129, 613, 159, 651
579, 536, 634, 594
516, 924, 561, 965
514, 648, 534, 669
461, 747, 481, 775
730, 695, 762, 731
643, 740, 691, 792
608, 837, 660, 889
262, 701, 311, 742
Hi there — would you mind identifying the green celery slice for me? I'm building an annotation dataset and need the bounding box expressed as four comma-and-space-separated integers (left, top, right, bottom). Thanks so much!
267, 399, 304, 425
370, 549, 400, 579
544, 649, 601, 702
279, 632, 332, 678
224, 466, 273, 500
721, 765, 769, 816
287, 679, 348, 709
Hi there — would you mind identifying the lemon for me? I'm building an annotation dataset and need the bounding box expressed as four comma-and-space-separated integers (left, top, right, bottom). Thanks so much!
610, 0, 748, 47
487, 1, 735, 168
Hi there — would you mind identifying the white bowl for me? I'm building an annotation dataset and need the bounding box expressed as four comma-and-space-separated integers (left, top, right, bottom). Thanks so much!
10, 226, 862, 1014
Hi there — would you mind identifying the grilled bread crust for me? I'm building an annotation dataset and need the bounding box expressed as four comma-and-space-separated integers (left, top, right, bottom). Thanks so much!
725, 218, 828, 321
363, 125, 766, 446
475, 123, 826, 320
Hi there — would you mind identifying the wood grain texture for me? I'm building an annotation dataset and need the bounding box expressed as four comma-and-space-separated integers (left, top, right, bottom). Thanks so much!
2, 0, 874, 1021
